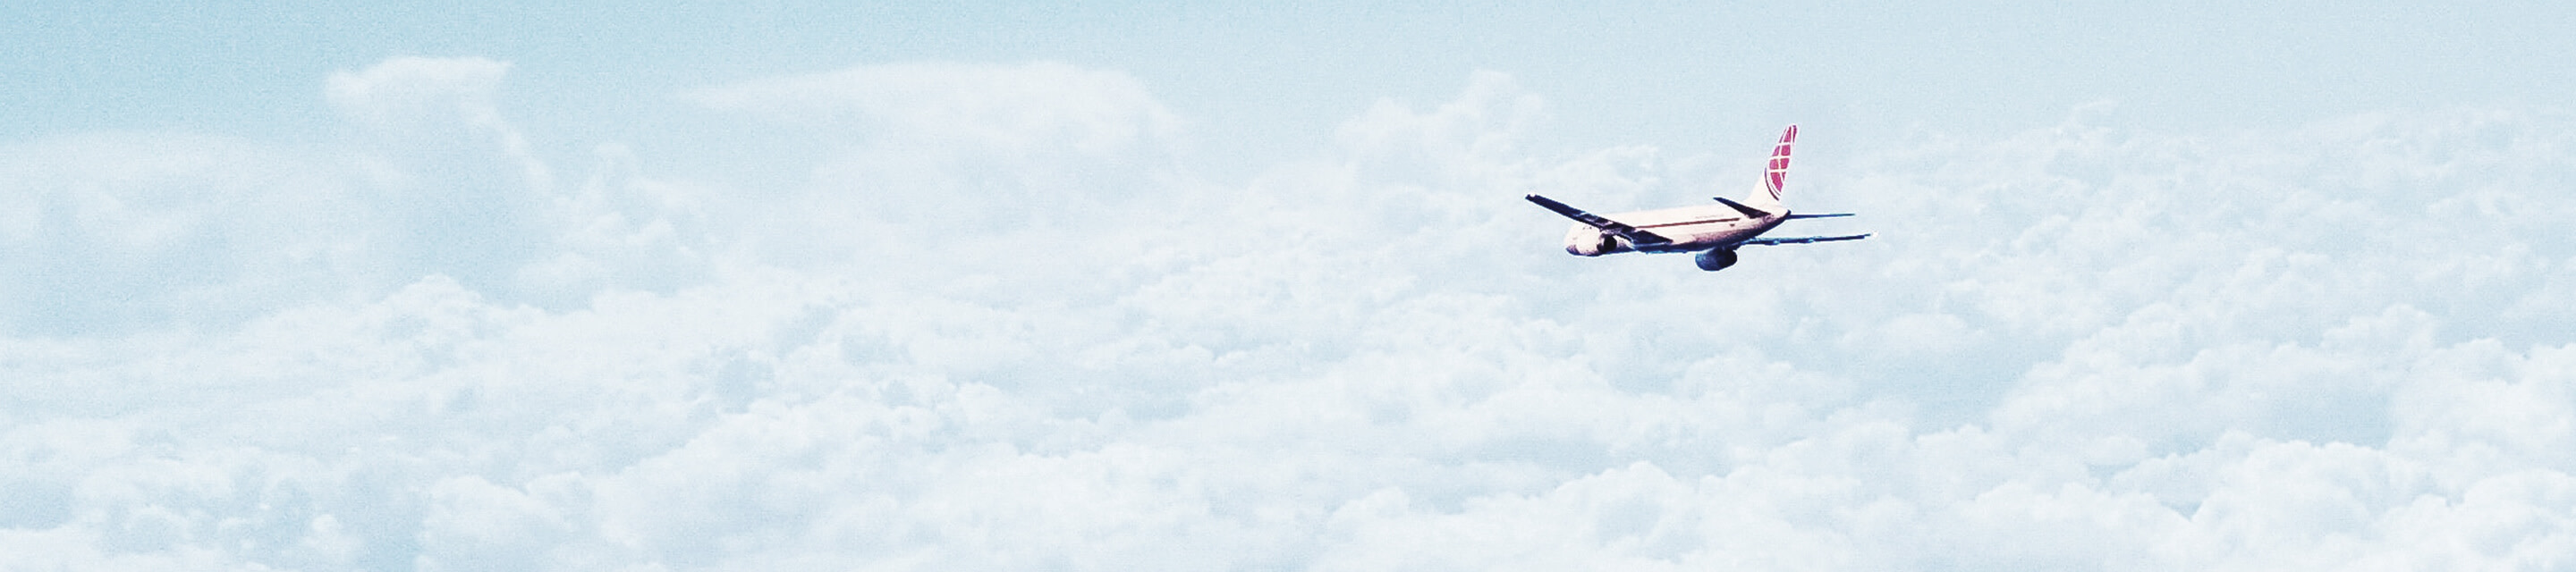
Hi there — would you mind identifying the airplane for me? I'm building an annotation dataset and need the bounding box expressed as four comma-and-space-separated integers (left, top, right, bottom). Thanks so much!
1527, 124, 1868, 272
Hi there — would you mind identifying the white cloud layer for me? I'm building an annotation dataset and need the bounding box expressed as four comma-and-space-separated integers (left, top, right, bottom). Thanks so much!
4, 58, 2575, 570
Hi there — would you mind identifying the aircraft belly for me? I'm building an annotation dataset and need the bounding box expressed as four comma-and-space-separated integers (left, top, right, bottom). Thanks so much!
1665, 224, 1757, 250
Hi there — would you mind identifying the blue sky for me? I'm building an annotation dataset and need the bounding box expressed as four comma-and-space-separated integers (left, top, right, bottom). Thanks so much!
18, 2, 2571, 162
7, 2, 2576, 569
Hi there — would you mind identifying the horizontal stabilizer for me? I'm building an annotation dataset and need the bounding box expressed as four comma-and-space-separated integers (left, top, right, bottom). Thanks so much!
1784, 213, 1854, 219
1710, 197, 1772, 219
1740, 233, 1871, 247
1526, 194, 1673, 245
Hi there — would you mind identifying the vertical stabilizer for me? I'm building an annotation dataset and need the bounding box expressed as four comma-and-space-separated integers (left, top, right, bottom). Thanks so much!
1744, 124, 1795, 212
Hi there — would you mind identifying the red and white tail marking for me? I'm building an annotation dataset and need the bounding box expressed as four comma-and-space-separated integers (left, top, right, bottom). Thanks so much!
1764, 124, 1797, 201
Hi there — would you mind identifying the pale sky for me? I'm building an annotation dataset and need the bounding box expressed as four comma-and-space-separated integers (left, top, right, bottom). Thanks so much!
15, 3, 2571, 161
6, 3, 2576, 569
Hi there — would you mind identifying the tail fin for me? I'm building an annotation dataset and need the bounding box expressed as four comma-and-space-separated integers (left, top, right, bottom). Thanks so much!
1744, 124, 1795, 212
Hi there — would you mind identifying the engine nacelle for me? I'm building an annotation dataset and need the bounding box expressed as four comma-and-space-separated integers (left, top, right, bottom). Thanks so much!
1563, 226, 1619, 257
1693, 248, 1739, 272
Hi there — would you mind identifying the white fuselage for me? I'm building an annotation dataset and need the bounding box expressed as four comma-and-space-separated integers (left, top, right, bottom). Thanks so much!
1562, 204, 1786, 256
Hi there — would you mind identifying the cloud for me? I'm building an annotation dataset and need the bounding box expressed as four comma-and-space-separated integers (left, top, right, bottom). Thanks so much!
681, 62, 1195, 279
326, 57, 516, 144
5, 58, 2576, 570
0, 132, 363, 335
0, 56, 722, 335
326, 57, 560, 295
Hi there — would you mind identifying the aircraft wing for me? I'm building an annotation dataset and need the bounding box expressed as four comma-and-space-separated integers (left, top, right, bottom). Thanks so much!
1525, 194, 1672, 246
1784, 213, 1854, 219
1740, 233, 1871, 246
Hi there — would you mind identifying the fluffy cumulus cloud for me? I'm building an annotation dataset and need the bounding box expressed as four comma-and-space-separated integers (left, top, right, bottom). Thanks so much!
4, 57, 2575, 570
0, 131, 367, 335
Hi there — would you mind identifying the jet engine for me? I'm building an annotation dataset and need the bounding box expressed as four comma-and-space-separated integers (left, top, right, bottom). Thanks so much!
1693, 248, 1739, 272
1563, 227, 1618, 257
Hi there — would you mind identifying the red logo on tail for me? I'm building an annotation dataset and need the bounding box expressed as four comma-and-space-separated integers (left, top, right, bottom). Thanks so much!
1765, 125, 1796, 199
